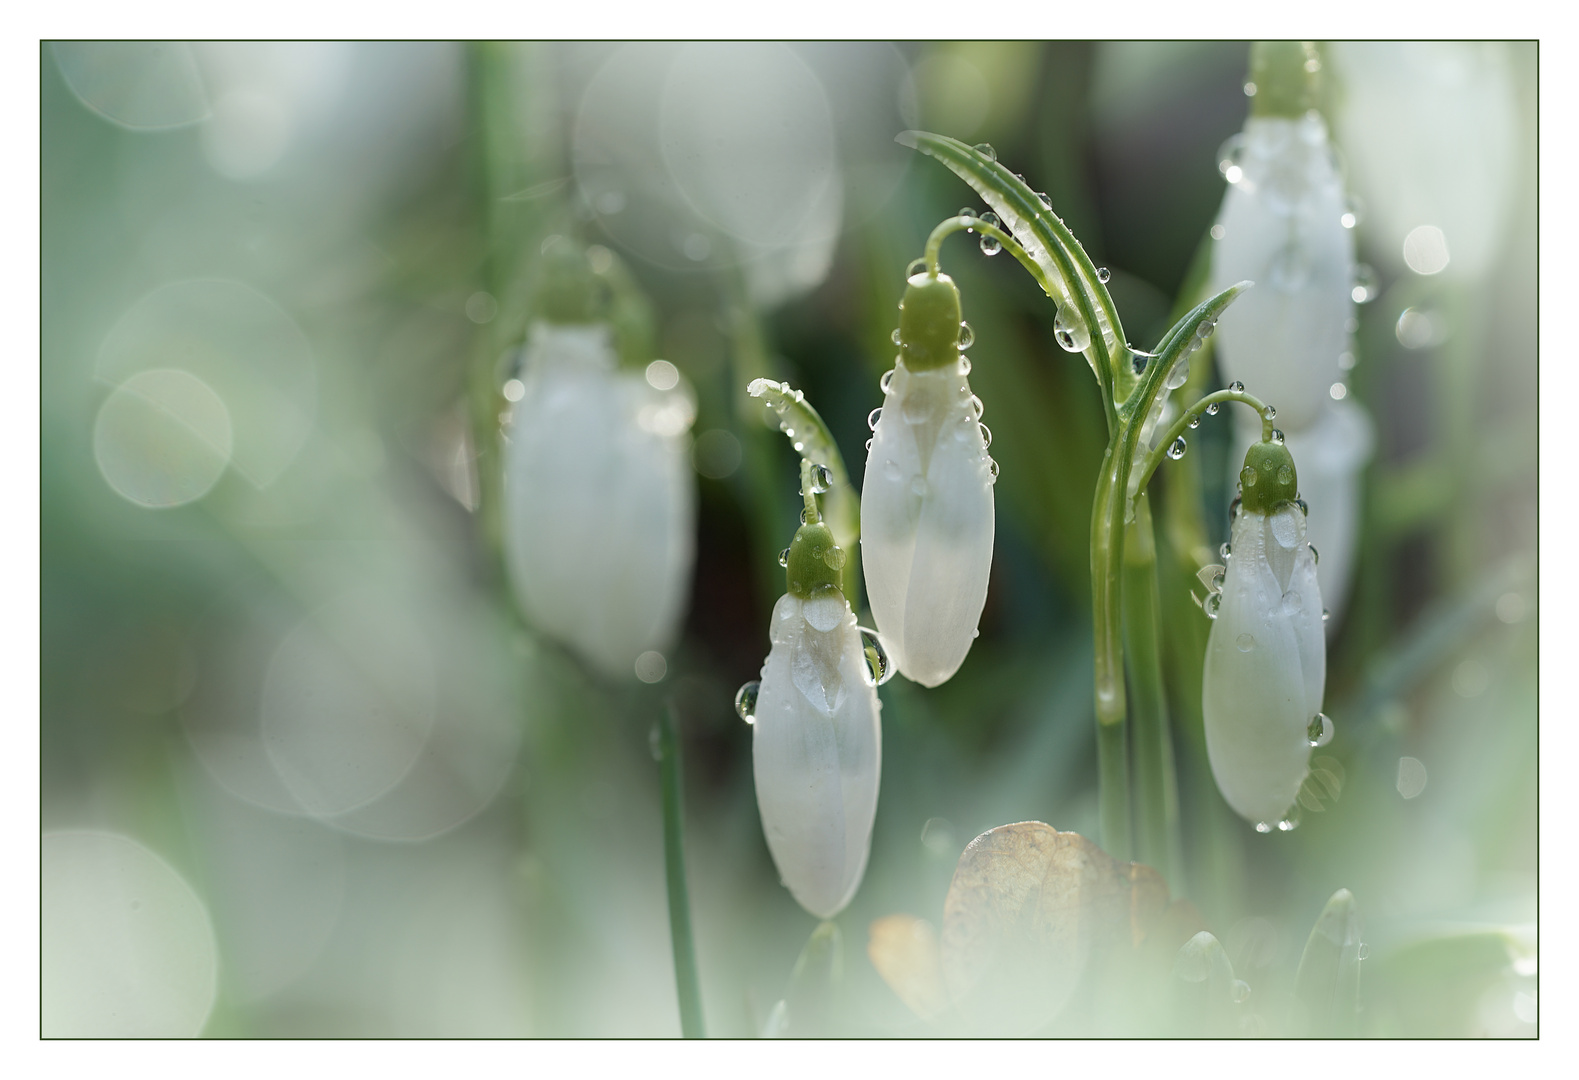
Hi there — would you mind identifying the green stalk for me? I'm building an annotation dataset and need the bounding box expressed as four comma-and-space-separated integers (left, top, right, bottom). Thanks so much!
1123, 492, 1180, 885
657, 702, 706, 1038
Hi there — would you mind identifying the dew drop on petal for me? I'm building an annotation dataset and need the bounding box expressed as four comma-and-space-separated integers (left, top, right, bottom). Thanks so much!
979, 423, 992, 448
958, 322, 975, 350
1221, 541, 1233, 559
987, 458, 999, 484
1322, 608, 1331, 623
884, 458, 901, 481
1228, 498, 1241, 523
1203, 593, 1222, 619
735, 680, 760, 723
880, 368, 894, 393
858, 627, 895, 686
823, 545, 847, 570
1277, 464, 1293, 485
1309, 543, 1321, 565
1236, 633, 1255, 652
867, 407, 883, 430
909, 475, 928, 497
802, 583, 847, 633
1308, 713, 1334, 747
865, 437, 873, 452
1241, 466, 1258, 488
969, 394, 984, 419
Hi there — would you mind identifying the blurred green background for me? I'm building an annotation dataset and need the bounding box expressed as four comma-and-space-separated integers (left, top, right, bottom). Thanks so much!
41, 41, 1535, 1037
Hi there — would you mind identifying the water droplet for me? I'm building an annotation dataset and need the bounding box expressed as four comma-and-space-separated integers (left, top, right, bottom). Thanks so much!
972, 142, 996, 162
1206, 402, 1219, 416
1188, 416, 1201, 429
858, 627, 894, 686
1203, 593, 1222, 619
883, 458, 901, 481
808, 463, 833, 494
1241, 465, 1258, 488
958, 205, 977, 222
1254, 820, 1273, 834
735, 680, 760, 723
1053, 310, 1090, 352
1308, 713, 1334, 747
1228, 381, 1245, 393
987, 458, 999, 484
649, 724, 663, 761
880, 368, 895, 393
891, 327, 903, 346
1196, 320, 1216, 339
1231, 980, 1252, 1004
905, 257, 927, 278
1322, 608, 1331, 623
1221, 541, 1233, 559
1236, 633, 1255, 652
1271, 429, 1285, 445
1277, 464, 1293, 485
1276, 809, 1301, 832
1283, 589, 1303, 614
1131, 352, 1149, 375
969, 394, 984, 419
1168, 437, 1187, 460
799, 508, 810, 525
910, 475, 928, 496
1228, 499, 1241, 523
865, 438, 874, 452
1033, 191, 1052, 210
1357, 943, 1371, 960
823, 545, 847, 570
867, 407, 883, 430
979, 234, 1002, 256
778, 548, 791, 567
1211, 569, 1225, 592
1351, 264, 1379, 304
1096, 267, 1111, 284
1217, 134, 1247, 180
792, 441, 804, 453
958, 322, 975, 350
1262, 405, 1277, 422
979, 423, 993, 448
957, 356, 972, 376
1295, 497, 1309, 516
1165, 357, 1190, 390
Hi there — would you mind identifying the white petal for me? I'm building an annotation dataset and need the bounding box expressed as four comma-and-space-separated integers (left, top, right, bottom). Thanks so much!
860, 359, 994, 687
503, 323, 695, 679
1210, 115, 1353, 432
1203, 509, 1325, 825
1233, 400, 1374, 625
753, 593, 882, 919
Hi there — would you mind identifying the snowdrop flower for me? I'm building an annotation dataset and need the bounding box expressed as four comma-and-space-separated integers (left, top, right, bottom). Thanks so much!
862, 270, 995, 687
1202, 438, 1327, 830
502, 248, 695, 680
1212, 42, 1372, 621
751, 486, 881, 919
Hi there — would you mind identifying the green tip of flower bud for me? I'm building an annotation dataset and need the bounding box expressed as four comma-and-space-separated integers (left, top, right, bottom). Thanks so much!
1238, 438, 1300, 514
538, 236, 597, 324
785, 520, 846, 599
898, 271, 962, 371
1249, 41, 1322, 118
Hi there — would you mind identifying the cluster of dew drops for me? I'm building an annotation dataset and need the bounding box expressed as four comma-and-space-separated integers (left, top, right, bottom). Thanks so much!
734, 627, 895, 726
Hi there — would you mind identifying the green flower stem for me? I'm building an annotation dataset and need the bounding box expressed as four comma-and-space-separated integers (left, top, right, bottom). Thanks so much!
1132, 388, 1273, 495
746, 378, 862, 611
922, 215, 1051, 294
657, 702, 706, 1038
1123, 492, 1181, 886
1096, 706, 1132, 860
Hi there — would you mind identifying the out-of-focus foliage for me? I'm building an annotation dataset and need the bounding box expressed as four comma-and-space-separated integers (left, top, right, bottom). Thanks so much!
41, 41, 1536, 1037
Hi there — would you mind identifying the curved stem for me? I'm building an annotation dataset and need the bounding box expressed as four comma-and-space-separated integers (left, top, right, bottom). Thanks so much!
923, 215, 1051, 294
1132, 389, 1272, 494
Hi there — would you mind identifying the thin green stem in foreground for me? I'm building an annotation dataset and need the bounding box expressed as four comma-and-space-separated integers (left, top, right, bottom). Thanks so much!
1132, 387, 1273, 495
657, 702, 706, 1038
1123, 492, 1181, 886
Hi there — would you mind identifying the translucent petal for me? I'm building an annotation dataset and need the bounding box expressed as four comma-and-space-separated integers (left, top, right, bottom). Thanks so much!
1202, 508, 1326, 825
753, 594, 883, 919
503, 323, 695, 679
859, 360, 994, 687
1210, 115, 1354, 432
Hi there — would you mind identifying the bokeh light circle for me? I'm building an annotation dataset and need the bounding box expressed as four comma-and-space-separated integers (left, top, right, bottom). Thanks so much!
52, 42, 209, 130
43, 830, 219, 1037
93, 368, 234, 508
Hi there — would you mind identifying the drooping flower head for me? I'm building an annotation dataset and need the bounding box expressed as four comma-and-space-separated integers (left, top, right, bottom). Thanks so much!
502, 239, 695, 680
751, 470, 881, 919
1202, 436, 1327, 829
862, 270, 995, 688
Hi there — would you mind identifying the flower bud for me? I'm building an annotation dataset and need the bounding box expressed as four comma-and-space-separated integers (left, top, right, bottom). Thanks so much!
502, 321, 695, 679
753, 523, 881, 919
1203, 440, 1326, 828
861, 272, 995, 687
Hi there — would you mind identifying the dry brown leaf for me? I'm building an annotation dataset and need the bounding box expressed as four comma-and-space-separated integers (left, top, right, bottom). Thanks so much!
939, 821, 1171, 1034
866, 914, 949, 1022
